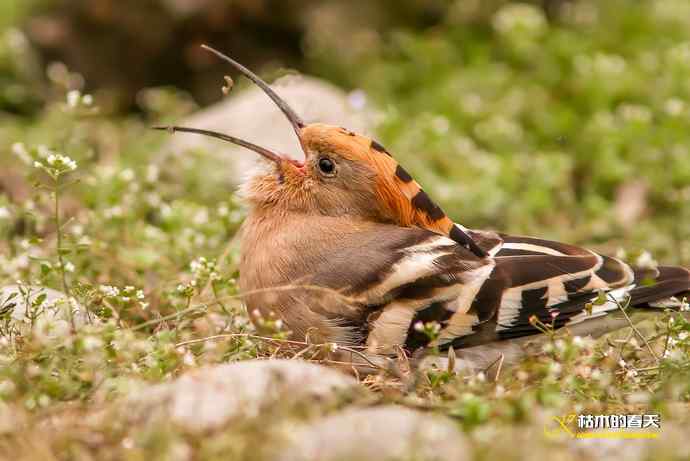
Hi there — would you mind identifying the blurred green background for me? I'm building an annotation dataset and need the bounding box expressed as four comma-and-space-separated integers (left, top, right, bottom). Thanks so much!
2, 0, 690, 266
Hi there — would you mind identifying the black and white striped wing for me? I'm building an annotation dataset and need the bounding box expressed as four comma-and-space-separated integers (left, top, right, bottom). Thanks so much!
435, 230, 690, 349
311, 225, 689, 353
306, 227, 494, 353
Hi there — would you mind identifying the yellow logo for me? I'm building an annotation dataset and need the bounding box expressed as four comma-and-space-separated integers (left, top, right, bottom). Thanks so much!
544, 413, 660, 439
544, 414, 577, 439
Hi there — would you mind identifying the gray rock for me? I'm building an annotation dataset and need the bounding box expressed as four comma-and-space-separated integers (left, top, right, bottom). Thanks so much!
161, 75, 376, 179
122, 359, 360, 433
0, 284, 89, 339
569, 433, 647, 461
276, 405, 470, 461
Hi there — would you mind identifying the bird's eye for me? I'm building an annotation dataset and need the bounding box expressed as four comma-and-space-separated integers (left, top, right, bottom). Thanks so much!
317, 157, 336, 176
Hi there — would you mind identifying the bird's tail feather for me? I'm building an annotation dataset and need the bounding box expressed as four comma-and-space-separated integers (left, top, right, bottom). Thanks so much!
630, 265, 690, 308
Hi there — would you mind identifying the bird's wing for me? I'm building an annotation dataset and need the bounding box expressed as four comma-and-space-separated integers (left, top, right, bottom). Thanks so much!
307, 226, 689, 353
305, 226, 493, 351
410, 230, 690, 350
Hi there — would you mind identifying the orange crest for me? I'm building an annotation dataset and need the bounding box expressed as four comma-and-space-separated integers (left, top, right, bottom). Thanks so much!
300, 124, 486, 257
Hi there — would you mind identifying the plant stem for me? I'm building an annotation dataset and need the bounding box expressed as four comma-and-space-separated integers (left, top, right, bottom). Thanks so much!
54, 180, 69, 294
54, 177, 74, 330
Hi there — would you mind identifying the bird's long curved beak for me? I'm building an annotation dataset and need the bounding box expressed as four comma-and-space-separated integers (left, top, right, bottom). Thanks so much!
153, 45, 307, 166
151, 125, 285, 165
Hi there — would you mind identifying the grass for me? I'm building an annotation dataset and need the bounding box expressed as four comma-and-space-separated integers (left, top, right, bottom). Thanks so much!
1, 1, 690, 459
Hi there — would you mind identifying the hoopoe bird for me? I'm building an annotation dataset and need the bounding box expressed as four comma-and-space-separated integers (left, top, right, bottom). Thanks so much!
158, 46, 690, 358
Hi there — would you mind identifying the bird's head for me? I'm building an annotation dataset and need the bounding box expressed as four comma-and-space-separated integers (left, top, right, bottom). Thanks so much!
156, 45, 485, 257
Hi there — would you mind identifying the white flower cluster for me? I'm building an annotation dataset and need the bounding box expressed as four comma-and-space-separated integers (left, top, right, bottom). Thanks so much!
618, 358, 639, 380
413, 320, 442, 338
66, 90, 93, 109
190, 256, 221, 282
99, 285, 120, 297
99, 284, 147, 308
663, 319, 689, 360
33, 148, 78, 177
574, 52, 627, 77
176, 257, 223, 299
251, 308, 285, 333
493, 3, 547, 36
176, 280, 197, 298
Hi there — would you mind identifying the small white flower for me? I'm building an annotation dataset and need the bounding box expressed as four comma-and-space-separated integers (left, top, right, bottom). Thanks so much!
548, 362, 562, 376
67, 90, 81, 108
493, 3, 547, 36
136, 290, 145, 300
38, 395, 51, 407
636, 250, 658, 270
146, 165, 159, 183
119, 168, 135, 182
664, 98, 686, 116
431, 115, 450, 135
413, 321, 424, 332
0, 207, 10, 220
618, 104, 652, 123
229, 210, 245, 223
37, 145, 52, 158
64, 156, 77, 171
625, 369, 638, 379
680, 299, 689, 312
82, 335, 103, 351
103, 206, 123, 219
99, 285, 120, 297
63, 261, 75, 273
11, 142, 31, 164
192, 209, 209, 225
183, 351, 196, 366
615, 247, 628, 260
82, 94, 93, 106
